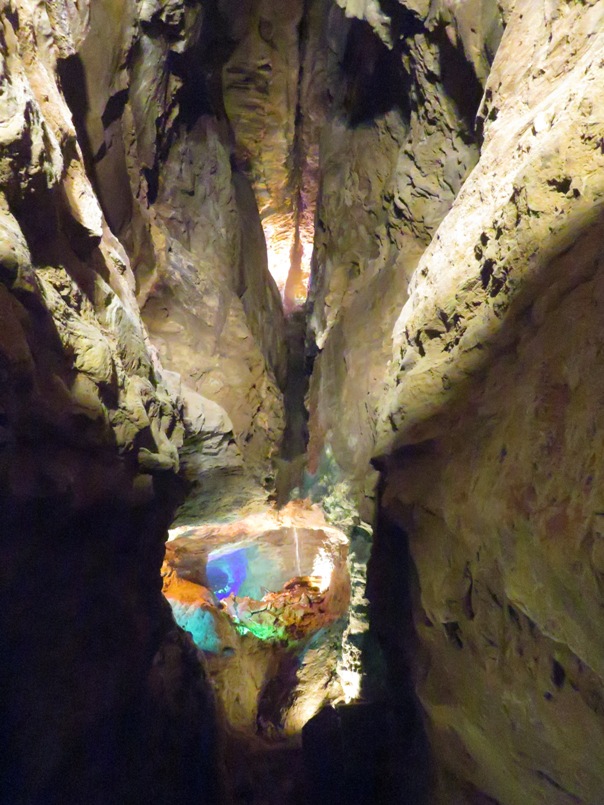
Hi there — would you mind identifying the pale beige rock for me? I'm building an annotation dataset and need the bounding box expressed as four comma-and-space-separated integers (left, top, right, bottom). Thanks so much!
364, 2, 604, 802
62, 157, 104, 240
0, 201, 32, 287
72, 0, 288, 480
307, 1, 481, 511
140, 119, 285, 476
380, 220, 604, 801
334, 0, 392, 45
298, 2, 604, 802
6, 0, 604, 801
379, 0, 604, 450
222, 0, 304, 293
0, 0, 184, 503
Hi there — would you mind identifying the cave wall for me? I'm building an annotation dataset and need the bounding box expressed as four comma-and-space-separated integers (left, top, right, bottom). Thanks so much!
0, 2, 226, 801
0, 3, 340, 799
378, 2, 604, 802
0, 1, 339, 800
69, 0, 288, 482
221, 0, 304, 296
4, 0, 604, 802
306, 0, 496, 515
305, 0, 604, 803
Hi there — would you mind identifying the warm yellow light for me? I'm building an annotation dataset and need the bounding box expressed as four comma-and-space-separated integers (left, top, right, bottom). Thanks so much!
338, 668, 363, 704
262, 219, 294, 296
261, 218, 312, 306
311, 546, 333, 592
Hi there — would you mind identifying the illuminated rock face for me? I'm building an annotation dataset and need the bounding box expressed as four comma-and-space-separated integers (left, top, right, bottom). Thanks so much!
374, 4, 604, 801
1, 2, 310, 797
306, 1, 604, 803
0, 2, 223, 801
306, 0, 486, 510
163, 503, 350, 735
221, 0, 329, 307
222, 0, 304, 298
68, 0, 288, 482
4, 0, 604, 803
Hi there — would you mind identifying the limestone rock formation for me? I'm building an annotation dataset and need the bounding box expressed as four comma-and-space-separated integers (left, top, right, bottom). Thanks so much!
307, 0, 486, 514
220, 0, 330, 306
0, 1, 224, 800
68, 0, 288, 480
4, 0, 604, 803
305, 1, 604, 802
222, 0, 305, 296
163, 502, 350, 734
374, 2, 604, 802
1, 2, 298, 795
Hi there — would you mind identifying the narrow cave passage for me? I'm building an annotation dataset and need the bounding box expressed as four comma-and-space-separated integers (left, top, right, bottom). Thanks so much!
149, 2, 434, 801
11, 0, 603, 804
148, 5, 432, 795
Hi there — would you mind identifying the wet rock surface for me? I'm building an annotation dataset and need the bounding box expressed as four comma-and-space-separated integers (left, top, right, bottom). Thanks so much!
162, 503, 350, 802
163, 503, 350, 734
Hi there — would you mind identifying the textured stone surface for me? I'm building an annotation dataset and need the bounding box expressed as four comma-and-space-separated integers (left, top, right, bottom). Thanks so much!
307, 0, 485, 515
70, 0, 288, 480
141, 120, 285, 479
378, 0, 604, 451
164, 503, 350, 733
303, 1, 604, 802
0, 2, 224, 801
5, 0, 604, 802
222, 0, 304, 295
370, 1, 604, 802
216, 0, 332, 306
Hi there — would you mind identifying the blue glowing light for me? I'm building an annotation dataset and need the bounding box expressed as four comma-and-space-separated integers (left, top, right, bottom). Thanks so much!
206, 548, 248, 600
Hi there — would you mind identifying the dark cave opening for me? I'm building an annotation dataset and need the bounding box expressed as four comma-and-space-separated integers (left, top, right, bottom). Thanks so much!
341, 18, 411, 127
365, 482, 433, 802
299, 492, 433, 805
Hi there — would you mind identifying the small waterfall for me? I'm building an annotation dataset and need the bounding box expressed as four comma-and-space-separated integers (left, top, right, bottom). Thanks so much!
294, 527, 301, 576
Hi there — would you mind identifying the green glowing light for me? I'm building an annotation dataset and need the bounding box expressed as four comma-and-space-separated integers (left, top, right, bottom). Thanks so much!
233, 618, 288, 642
